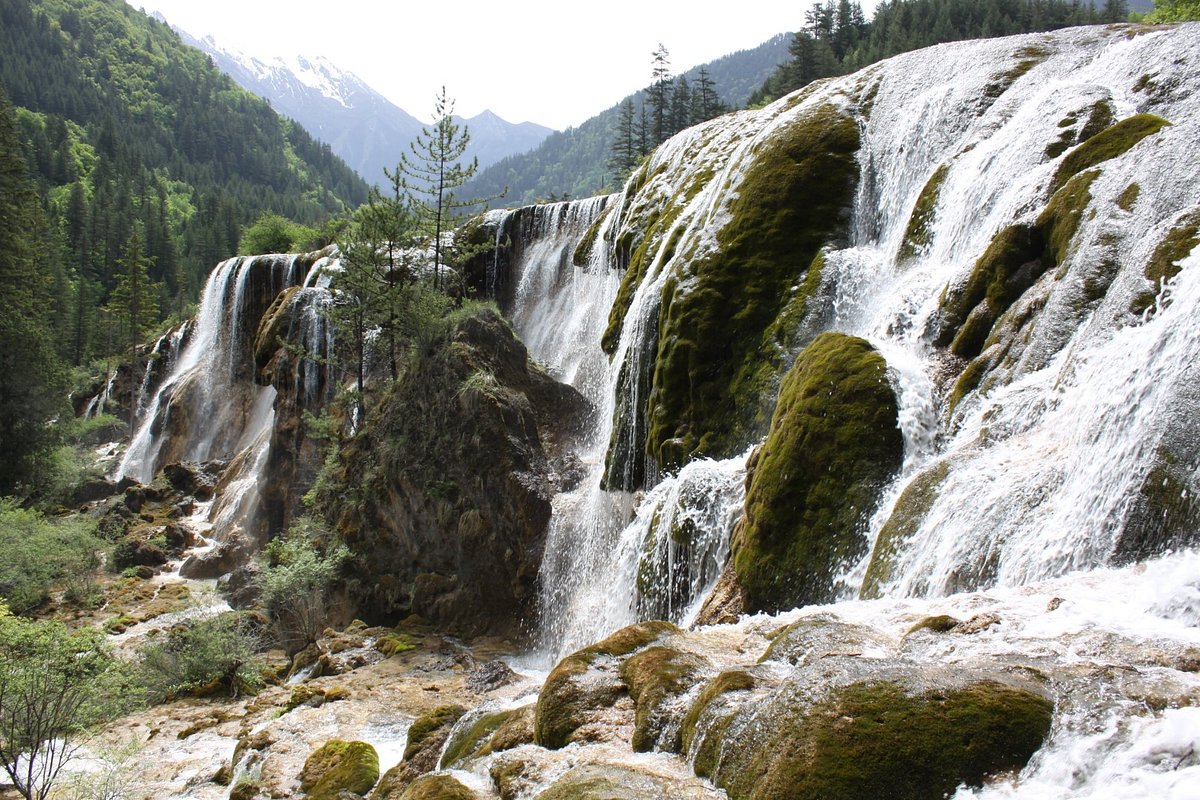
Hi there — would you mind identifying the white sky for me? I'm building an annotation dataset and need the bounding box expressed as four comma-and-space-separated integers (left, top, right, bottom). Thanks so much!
129, 1, 880, 130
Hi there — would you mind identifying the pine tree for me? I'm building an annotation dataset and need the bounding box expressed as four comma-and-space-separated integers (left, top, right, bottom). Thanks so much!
398, 87, 491, 292
670, 76, 692, 135
0, 88, 67, 493
647, 44, 673, 147
608, 99, 639, 184
692, 67, 724, 122
105, 224, 159, 429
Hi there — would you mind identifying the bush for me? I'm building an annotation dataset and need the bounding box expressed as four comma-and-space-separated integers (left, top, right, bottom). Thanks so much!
138, 613, 264, 701
0, 605, 138, 800
239, 212, 318, 255
0, 501, 104, 612
259, 517, 348, 653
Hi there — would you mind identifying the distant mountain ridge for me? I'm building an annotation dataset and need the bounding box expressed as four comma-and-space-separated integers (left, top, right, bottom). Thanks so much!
462, 33, 794, 207
171, 21, 554, 186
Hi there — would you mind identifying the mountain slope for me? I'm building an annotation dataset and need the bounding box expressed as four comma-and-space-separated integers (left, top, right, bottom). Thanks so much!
463, 34, 793, 206
175, 27, 554, 186
0, 0, 369, 363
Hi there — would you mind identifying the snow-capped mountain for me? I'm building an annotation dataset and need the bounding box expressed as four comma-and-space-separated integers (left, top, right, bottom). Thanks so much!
170, 21, 553, 186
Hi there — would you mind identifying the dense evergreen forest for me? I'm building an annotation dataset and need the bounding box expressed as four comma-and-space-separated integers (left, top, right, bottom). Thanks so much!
749, 0, 1134, 104
0, 0, 368, 366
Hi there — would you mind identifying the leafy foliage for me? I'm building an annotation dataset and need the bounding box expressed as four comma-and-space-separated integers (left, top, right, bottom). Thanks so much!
0, 501, 103, 613
259, 517, 349, 653
137, 612, 264, 700
0, 605, 136, 800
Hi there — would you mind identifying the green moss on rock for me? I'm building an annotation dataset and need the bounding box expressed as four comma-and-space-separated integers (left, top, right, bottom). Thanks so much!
713, 677, 1053, 800
1051, 113, 1170, 193
1117, 182, 1141, 211
899, 164, 949, 262
1112, 447, 1200, 564
645, 104, 860, 470
730, 333, 902, 613
534, 621, 679, 749
397, 773, 476, 800
680, 670, 756, 761
298, 739, 379, 800
439, 705, 534, 768
1130, 208, 1200, 315
862, 460, 951, 597
405, 705, 467, 760
619, 645, 707, 752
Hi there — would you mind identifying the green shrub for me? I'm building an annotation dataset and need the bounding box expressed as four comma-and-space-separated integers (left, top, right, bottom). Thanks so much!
0, 500, 103, 613
258, 517, 349, 653
137, 613, 264, 701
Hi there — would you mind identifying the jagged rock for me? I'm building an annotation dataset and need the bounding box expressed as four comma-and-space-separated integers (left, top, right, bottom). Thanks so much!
162, 460, 224, 500
218, 562, 263, 608
325, 306, 589, 637
466, 660, 518, 693
179, 532, 255, 579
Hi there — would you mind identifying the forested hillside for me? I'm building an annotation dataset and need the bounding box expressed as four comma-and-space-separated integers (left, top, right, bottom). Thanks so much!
0, 0, 368, 364
749, 0, 1137, 104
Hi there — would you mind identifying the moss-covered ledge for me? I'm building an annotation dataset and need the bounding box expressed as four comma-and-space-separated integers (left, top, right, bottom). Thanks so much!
643, 102, 861, 472
729, 333, 902, 613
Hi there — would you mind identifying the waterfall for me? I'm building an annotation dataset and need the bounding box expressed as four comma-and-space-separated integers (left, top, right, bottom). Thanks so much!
493, 25, 1200, 663
116, 253, 314, 542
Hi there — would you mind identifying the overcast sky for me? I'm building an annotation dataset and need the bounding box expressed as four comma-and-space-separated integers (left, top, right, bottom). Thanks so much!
129, 1, 881, 130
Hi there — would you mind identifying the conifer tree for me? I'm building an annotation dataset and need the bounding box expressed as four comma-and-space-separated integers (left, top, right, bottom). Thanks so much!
670, 76, 693, 135
398, 87, 490, 291
692, 67, 724, 122
608, 99, 639, 184
647, 44, 673, 147
106, 224, 159, 428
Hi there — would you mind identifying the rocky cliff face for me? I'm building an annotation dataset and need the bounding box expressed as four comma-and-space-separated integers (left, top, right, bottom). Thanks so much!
321, 307, 588, 637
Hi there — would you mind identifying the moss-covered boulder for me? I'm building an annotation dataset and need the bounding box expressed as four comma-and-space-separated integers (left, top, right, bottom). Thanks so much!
374, 705, 466, 799
535, 763, 717, 800
898, 164, 949, 263
534, 621, 678, 749
861, 459, 951, 598
397, 773, 476, 800
681, 670, 760, 774
1131, 208, 1200, 315
619, 645, 709, 752
759, 614, 893, 666
729, 333, 902, 613
298, 739, 379, 800
1112, 446, 1200, 564
703, 668, 1053, 800
642, 104, 860, 471
439, 704, 534, 769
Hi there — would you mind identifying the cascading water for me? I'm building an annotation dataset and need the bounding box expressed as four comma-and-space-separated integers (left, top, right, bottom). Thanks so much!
116, 252, 315, 541
500, 25, 1200, 679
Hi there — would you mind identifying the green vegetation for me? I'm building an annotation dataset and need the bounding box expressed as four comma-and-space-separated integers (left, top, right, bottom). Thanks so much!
137, 613, 264, 700
534, 621, 678, 749
619, 645, 706, 752
1130, 208, 1200, 314
1051, 113, 1170, 192
0, 500, 103, 613
861, 460, 951, 597
899, 164, 949, 262
680, 670, 756, 761
258, 516, 349, 654
731, 333, 902, 612
404, 705, 467, 761
298, 739, 380, 800
240, 212, 321, 256
752, 0, 1130, 108
1141, 0, 1200, 21
0, 604, 137, 800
